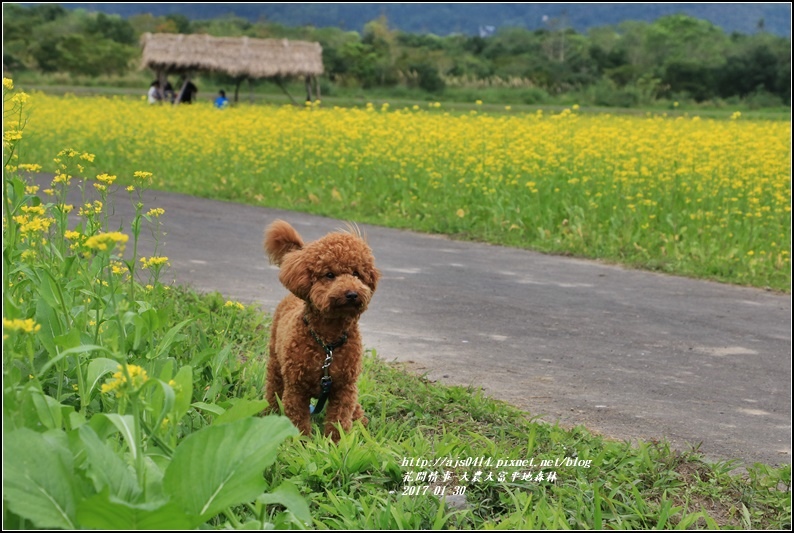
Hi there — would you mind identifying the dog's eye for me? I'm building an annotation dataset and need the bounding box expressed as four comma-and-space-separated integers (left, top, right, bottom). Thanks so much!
353, 271, 361, 278
325, 272, 336, 279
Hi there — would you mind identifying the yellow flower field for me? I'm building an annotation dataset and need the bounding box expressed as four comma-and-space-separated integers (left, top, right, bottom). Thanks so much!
12, 93, 792, 290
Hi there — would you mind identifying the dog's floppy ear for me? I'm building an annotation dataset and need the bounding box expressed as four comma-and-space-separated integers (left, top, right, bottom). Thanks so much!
279, 251, 312, 301
363, 266, 380, 293
264, 220, 304, 266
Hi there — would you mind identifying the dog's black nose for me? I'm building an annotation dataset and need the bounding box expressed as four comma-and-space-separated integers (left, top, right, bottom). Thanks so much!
345, 291, 359, 301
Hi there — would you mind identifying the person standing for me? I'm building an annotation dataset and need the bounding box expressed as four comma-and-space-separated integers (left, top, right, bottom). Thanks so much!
147, 81, 161, 104
179, 78, 198, 104
214, 90, 229, 109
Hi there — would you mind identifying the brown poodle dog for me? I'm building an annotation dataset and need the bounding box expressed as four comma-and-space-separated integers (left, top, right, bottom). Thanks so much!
263, 219, 379, 441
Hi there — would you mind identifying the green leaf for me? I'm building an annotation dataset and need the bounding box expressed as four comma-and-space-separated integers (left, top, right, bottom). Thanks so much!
191, 401, 226, 416
149, 318, 191, 360
133, 308, 160, 352
172, 366, 193, 420
38, 344, 111, 377
86, 357, 122, 398
213, 399, 268, 426
93, 413, 138, 460
163, 416, 297, 522
77, 490, 193, 530
2, 428, 77, 529
29, 389, 63, 430
54, 328, 82, 351
256, 481, 312, 525
78, 425, 141, 501
35, 298, 61, 356
36, 268, 66, 310
140, 378, 176, 435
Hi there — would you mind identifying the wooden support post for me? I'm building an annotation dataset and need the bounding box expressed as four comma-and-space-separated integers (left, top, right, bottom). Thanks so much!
174, 77, 189, 105
275, 77, 297, 105
233, 77, 243, 104
305, 75, 312, 102
156, 69, 167, 102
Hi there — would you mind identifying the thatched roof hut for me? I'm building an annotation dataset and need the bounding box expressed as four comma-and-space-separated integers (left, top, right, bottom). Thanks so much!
140, 32, 323, 103
141, 33, 323, 78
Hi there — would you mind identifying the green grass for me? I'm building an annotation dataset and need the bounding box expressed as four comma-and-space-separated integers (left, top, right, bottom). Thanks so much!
12, 69, 791, 120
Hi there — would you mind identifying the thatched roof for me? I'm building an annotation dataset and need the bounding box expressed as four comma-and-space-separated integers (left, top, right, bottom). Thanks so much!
140, 33, 324, 78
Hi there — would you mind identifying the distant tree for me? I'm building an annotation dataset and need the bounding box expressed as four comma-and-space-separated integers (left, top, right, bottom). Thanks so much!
715, 39, 788, 100
29, 3, 67, 22
57, 34, 136, 77
362, 16, 399, 85
662, 60, 716, 101
166, 13, 192, 34
406, 61, 446, 93
85, 12, 136, 44
30, 37, 63, 72
128, 13, 163, 35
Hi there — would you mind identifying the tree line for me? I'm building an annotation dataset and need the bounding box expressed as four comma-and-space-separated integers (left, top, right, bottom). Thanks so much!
3, 4, 790, 107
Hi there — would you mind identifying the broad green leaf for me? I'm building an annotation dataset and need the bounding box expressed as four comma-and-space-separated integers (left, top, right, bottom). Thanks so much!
191, 401, 226, 416
29, 389, 62, 430
157, 359, 175, 382
36, 268, 66, 310
86, 357, 122, 398
35, 297, 61, 356
77, 491, 193, 530
54, 328, 82, 351
213, 399, 268, 426
93, 413, 138, 460
67, 410, 87, 431
133, 308, 160, 352
140, 378, 176, 435
163, 416, 297, 522
172, 365, 193, 420
2, 428, 77, 529
257, 481, 312, 525
78, 425, 141, 501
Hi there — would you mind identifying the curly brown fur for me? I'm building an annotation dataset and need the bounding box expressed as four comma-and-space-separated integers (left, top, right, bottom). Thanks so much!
263, 219, 379, 441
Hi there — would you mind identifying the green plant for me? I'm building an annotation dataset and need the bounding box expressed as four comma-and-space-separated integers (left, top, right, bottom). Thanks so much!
2, 79, 306, 529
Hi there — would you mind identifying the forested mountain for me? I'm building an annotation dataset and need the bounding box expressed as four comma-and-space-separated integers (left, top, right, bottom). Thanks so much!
4, 3, 790, 108
32, 2, 793, 37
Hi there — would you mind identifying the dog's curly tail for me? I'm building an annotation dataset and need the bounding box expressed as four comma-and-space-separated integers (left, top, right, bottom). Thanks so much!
264, 219, 305, 265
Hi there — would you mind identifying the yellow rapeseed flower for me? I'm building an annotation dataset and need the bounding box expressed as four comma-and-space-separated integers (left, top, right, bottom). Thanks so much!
100, 364, 149, 397
11, 92, 29, 105
3, 317, 41, 333
139, 256, 169, 269
3, 130, 23, 143
133, 171, 153, 182
84, 232, 129, 253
